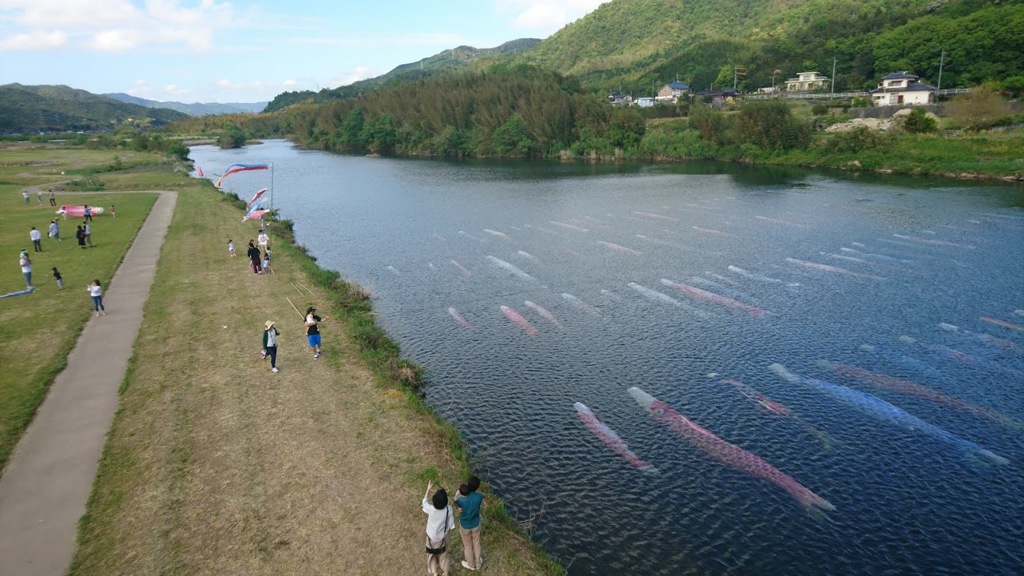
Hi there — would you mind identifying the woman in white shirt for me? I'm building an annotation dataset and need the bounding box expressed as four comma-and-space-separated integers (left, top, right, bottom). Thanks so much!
422, 481, 454, 576
88, 279, 106, 317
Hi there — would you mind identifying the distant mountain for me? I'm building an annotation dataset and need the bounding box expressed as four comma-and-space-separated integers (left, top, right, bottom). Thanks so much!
264, 38, 541, 112
103, 93, 267, 116
0, 84, 189, 133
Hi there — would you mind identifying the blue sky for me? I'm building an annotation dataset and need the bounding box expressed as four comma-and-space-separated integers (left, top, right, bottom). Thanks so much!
0, 0, 607, 103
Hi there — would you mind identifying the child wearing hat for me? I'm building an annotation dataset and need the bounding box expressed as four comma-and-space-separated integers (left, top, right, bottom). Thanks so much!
262, 320, 280, 372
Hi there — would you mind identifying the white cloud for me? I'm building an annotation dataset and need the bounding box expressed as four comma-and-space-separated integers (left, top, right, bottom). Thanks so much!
0, 0, 234, 53
0, 29, 67, 50
327, 65, 378, 88
496, 0, 608, 32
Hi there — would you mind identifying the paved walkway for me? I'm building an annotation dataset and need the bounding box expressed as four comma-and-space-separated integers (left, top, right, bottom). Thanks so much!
0, 192, 177, 576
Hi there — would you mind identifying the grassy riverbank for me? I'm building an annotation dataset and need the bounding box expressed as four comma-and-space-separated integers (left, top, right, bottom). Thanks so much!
0, 143, 160, 471
639, 116, 1024, 182
35, 149, 564, 574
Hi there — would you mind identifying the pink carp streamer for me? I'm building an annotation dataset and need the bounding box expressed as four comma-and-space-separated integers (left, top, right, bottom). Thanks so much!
500, 305, 539, 336
981, 316, 1024, 332
524, 301, 562, 328
448, 307, 474, 331
785, 258, 884, 280
824, 361, 1022, 431
629, 387, 834, 513
661, 279, 768, 317
721, 379, 835, 450
574, 403, 655, 472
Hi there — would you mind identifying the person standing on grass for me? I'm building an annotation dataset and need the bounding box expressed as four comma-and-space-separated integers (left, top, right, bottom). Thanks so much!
52, 267, 64, 291
262, 320, 280, 373
305, 306, 322, 359
49, 188, 56, 206
110, 204, 116, 218
422, 481, 455, 576
262, 246, 271, 274
76, 225, 87, 249
48, 219, 61, 242
22, 190, 30, 204
30, 227, 43, 252
88, 279, 105, 316
19, 250, 33, 289
455, 476, 484, 572
37, 190, 43, 205
257, 229, 269, 252
83, 205, 93, 222
83, 221, 93, 247
247, 240, 262, 274
228, 239, 236, 257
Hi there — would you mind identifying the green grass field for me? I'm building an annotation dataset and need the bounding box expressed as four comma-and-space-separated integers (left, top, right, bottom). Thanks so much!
0, 144, 163, 471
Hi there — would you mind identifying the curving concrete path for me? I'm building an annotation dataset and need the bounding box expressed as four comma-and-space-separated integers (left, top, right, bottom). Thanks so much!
0, 191, 177, 576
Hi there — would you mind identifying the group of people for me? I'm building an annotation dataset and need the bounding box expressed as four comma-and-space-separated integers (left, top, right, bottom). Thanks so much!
15, 249, 102, 312
260, 306, 323, 373
22, 188, 56, 205
30, 220, 93, 251
423, 475, 485, 575
237, 229, 272, 274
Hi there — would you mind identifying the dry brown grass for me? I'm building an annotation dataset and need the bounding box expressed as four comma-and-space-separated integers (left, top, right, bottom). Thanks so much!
71, 175, 561, 574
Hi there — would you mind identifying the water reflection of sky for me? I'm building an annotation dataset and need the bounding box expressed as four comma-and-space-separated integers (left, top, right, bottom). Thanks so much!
192, 141, 1024, 576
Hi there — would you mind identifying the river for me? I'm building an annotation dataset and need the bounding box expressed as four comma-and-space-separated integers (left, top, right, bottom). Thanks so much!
191, 140, 1024, 576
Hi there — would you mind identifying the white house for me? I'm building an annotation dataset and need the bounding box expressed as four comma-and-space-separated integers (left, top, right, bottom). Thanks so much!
870, 72, 936, 106
784, 71, 830, 92
634, 97, 655, 108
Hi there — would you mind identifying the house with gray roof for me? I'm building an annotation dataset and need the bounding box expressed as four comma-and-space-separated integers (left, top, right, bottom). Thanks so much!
871, 72, 936, 106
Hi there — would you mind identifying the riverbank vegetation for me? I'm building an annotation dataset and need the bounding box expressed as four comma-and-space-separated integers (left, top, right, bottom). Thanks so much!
172, 71, 1022, 181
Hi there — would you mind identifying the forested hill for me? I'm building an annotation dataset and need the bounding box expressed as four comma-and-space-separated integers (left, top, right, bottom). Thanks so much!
519, 0, 1023, 95
0, 84, 189, 133
263, 38, 541, 113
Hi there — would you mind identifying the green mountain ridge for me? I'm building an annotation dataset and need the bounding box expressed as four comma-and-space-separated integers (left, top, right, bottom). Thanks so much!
0, 84, 190, 134
519, 0, 1023, 94
264, 38, 541, 112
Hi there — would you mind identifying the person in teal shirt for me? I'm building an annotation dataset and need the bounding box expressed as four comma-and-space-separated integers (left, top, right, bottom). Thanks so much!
455, 475, 483, 571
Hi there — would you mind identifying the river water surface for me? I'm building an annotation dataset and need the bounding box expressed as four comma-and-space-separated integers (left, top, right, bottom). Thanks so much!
191, 141, 1024, 576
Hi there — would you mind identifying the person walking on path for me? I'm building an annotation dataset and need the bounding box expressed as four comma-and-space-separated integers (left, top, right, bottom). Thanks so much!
19, 250, 33, 289
49, 188, 56, 206
83, 205, 93, 222
305, 306, 322, 359
52, 267, 64, 291
228, 239, 236, 257
246, 241, 262, 274
88, 279, 106, 317
455, 476, 484, 572
262, 321, 280, 373
75, 225, 86, 249
83, 221, 93, 247
422, 481, 455, 576
30, 227, 43, 252
48, 220, 61, 242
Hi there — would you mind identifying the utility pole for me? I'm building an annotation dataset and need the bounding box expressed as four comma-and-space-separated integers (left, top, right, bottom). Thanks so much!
937, 49, 946, 94
831, 57, 837, 98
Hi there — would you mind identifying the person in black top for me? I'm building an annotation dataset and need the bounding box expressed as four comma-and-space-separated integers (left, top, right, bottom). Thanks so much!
305, 306, 322, 358
246, 240, 262, 274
